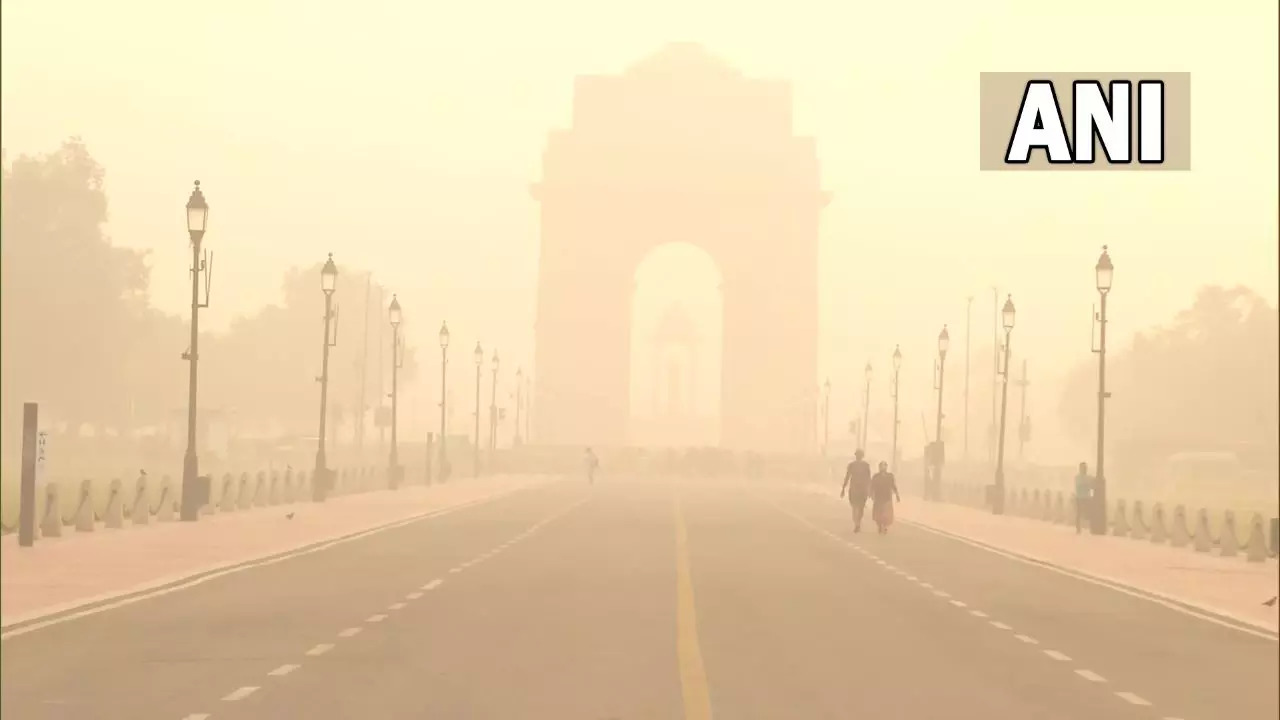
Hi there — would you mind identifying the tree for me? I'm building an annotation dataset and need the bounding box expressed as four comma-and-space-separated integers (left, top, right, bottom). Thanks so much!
203, 262, 417, 439
1056, 285, 1279, 465
0, 139, 165, 434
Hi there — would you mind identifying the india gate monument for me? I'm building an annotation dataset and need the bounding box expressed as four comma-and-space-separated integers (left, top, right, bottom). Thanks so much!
530, 43, 828, 453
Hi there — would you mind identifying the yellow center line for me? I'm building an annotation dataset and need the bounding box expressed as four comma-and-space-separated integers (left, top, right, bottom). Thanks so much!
674, 492, 713, 720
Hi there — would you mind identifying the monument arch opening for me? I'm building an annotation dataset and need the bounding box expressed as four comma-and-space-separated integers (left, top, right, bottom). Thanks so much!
531, 43, 828, 452
629, 242, 723, 447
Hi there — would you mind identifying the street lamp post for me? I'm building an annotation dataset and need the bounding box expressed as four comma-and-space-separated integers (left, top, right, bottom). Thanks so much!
313, 254, 339, 501
861, 363, 872, 450
515, 368, 524, 446
473, 342, 483, 476
891, 346, 902, 473
932, 326, 950, 500
1091, 246, 1113, 534
489, 350, 500, 456
822, 378, 831, 457
180, 181, 210, 522
439, 322, 451, 481
388, 295, 403, 488
993, 296, 1016, 515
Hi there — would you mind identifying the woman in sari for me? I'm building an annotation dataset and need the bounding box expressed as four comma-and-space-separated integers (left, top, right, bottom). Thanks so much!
870, 461, 901, 534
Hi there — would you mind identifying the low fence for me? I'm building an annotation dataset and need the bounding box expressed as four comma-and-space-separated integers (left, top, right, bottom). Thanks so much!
939, 482, 1278, 564
0, 465, 393, 542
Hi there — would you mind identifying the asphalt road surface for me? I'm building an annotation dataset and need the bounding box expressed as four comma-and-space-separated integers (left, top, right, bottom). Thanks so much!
2, 476, 1276, 719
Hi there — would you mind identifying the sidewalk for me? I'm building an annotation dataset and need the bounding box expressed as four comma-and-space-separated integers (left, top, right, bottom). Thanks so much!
895, 498, 1279, 633
1, 475, 555, 628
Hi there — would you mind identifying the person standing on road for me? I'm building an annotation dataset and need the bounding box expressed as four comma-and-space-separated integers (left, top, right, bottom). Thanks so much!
870, 461, 900, 535
840, 449, 873, 532
1074, 462, 1093, 533
585, 447, 600, 485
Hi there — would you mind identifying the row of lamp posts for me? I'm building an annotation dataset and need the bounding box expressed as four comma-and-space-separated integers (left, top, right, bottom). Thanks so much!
919, 245, 1110, 534
177, 181, 524, 518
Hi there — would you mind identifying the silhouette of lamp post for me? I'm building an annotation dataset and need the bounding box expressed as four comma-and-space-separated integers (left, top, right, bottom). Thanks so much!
313, 254, 339, 501
180, 181, 211, 522
473, 341, 483, 476
388, 295, 403, 488
515, 367, 524, 446
438, 321, 450, 480
822, 378, 831, 458
861, 363, 872, 451
1091, 247, 1113, 534
992, 296, 1016, 515
891, 345, 902, 473
933, 325, 950, 500
489, 351, 500, 460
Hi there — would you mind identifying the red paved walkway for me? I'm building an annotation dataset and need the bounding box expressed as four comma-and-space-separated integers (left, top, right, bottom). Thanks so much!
0, 475, 555, 626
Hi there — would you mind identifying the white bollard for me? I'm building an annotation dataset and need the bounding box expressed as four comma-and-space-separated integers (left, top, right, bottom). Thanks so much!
40, 482, 62, 538
131, 474, 150, 526
75, 479, 96, 532
102, 479, 124, 529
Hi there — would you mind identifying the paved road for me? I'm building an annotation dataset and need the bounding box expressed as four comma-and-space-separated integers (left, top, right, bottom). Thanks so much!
1, 477, 1275, 719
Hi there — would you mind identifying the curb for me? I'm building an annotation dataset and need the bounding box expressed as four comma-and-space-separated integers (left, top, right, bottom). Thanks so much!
1, 479, 553, 639
901, 518, 1280, 642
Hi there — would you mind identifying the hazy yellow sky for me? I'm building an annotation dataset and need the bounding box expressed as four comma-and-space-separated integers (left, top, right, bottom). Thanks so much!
3, 0, 1276, 458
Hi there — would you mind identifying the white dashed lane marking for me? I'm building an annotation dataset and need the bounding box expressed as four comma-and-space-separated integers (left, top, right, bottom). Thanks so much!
268, 664, 300, 677
222, 686, 259, 702
765, 498, 1186, 720
423, 579, 444, 591
388, 602, 406, 611
1115, 692, 1151, 706
338, 627, 361, 638
181, 714, 211, 720
366, 613, 387, 623
407, 591, 423, 600
305, 643, 334, 657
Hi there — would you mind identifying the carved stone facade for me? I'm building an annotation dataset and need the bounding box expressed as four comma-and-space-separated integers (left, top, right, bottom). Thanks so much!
531, 43, 828, 452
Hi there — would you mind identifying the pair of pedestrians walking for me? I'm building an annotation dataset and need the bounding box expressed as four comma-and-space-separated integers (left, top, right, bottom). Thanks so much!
839, 449, 900, 534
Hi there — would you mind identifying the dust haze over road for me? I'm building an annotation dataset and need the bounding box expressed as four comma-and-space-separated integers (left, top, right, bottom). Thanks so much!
2, 2, 1278, 718
2, 475, 1276, 720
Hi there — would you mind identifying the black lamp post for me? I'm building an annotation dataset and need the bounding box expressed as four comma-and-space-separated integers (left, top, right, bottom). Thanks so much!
1091, 247, 1113, 534
489, 350, 500, 456
439, 321, 450, 480
891, 345, 902, 473
180, 181, 210, 522
861, 363, 872, 450
992, 295, 1016, 515
515, 367, 524, 446
313, 254, 339, 501
388, 295, 403, 488
822, 378, 831, 457
473, 341, 483, 476
932, 325, 950, 500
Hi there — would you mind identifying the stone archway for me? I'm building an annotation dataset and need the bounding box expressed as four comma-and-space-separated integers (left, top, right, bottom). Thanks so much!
530, 43, 829, 452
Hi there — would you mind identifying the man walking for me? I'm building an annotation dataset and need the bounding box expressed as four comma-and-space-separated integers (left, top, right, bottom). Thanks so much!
840, 449, 873, 533
585, 447, 600, 485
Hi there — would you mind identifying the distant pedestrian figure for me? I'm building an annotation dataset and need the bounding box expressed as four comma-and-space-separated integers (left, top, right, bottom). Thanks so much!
870, 461, 900, 535
1074, 462, 1093, 534
585, 447, 599, 485
840, 450, 873, 533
